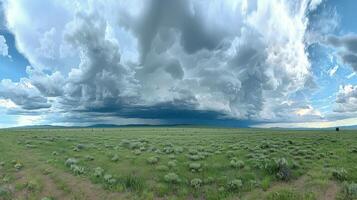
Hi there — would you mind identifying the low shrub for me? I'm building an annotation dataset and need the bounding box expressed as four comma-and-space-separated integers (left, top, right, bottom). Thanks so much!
2, 176, 11, 183
65, 158, 78, 167
147, 156, 159, 165
164, 173, 180, 184
163, 146, 174, 154
14, 162, 23, 171
26, 180, 41, 191
120, 139, 131, 148
133, 149, 141, 155
332, 168, 348, 181
349, 147, 357, 153
167, 160, 177, 168
227, 179, 243, 192
260, 142, 271, 149
190, 178, 203, 189
25, 144, 37, 148
174, 147, 184, 154
188, 149, 198, 155
341, 182, 357, 200
93, 167, 104, 177
85, 155, 94, 161
189, 162, 202, 173
111, 155, 119, 162
230, 159, 245, 169
266, 158, 292, 181
104, 174, 117, 185
76, 144, 85, 150
188, 154, 203, 161
70, 164, 85, 175
130, 142, 143, 150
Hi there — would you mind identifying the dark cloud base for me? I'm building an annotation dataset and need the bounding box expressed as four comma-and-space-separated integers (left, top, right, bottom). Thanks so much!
71, 100, 256, 127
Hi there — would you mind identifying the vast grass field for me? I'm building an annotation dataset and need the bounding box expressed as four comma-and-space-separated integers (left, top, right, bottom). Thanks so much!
0, 128, 356, 200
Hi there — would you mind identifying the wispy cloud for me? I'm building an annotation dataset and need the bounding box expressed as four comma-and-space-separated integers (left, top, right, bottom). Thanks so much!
327, 65, 339, 76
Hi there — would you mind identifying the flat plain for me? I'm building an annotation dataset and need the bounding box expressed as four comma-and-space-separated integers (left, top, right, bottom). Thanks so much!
0, 127, 356, 200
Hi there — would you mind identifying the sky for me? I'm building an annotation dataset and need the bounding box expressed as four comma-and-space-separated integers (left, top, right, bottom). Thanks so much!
0, 0, 356, 128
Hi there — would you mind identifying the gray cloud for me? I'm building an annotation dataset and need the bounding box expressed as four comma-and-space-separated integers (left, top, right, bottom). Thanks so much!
129, 0, 227, 61
61, 12, 139, 109
339, 53, 357, 71
26, 66, 64, 97
0, 79, 50, 110
327, 34, 357, 71
164, 59, 184, 80
334, 85, 357, 113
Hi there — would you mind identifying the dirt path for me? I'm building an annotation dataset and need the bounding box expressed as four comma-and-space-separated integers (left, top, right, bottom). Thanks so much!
13, 147, 128, 200
41, 172, 71, 200
47, 168, 127, 200
318, 182, 339, 200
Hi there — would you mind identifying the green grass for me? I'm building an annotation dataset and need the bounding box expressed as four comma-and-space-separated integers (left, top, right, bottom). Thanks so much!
0, 127, 356, 199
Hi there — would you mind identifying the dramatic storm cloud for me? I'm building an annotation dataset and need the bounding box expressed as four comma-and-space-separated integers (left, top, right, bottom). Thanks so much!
0, 0, 356, 127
